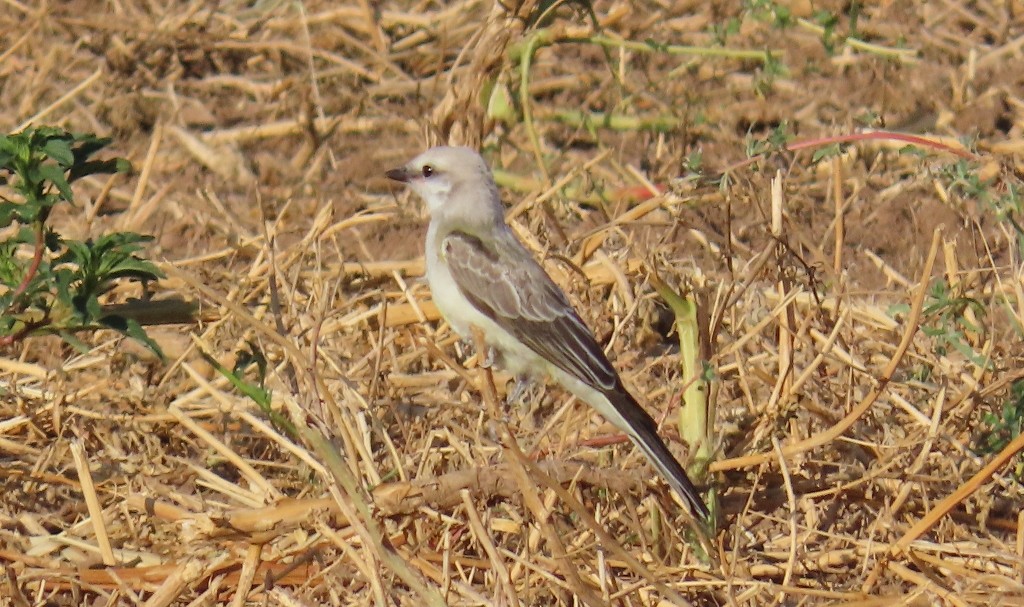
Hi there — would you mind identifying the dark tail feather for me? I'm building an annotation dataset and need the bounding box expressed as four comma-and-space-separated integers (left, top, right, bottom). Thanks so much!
605, 388, 710, 519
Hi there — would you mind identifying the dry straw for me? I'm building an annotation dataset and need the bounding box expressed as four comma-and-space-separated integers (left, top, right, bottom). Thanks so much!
2, 0, 1023, 605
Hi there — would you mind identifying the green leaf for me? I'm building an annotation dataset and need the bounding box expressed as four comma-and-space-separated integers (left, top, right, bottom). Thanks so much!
235, 341, 268, 387
100, 315, 164, 359
58, 239, 89, 267
0, 243, 22, 286
37, 163, 73, 203
59, 330, 91, 354
0, 308, 15, 332
812, 143, 842, 162
104, 259, 165, 281
0, 202, 17, 225
42, 138, 74, 167
14, 226, 36, 244
85, 294, 102, 321
53, 267, 75, 304
200, 345, 292, 436
898, 145, 926, 158
650, 275, 710, 463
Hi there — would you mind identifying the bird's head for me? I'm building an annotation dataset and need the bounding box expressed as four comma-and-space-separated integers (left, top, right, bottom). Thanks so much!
386, 146, 500, 220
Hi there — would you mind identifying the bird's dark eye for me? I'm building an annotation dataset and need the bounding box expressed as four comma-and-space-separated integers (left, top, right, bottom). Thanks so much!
421, 165, 434, 178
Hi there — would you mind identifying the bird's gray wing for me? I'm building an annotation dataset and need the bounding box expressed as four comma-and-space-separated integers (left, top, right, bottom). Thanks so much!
441, 230, 618, 391
443, 230, 712, 519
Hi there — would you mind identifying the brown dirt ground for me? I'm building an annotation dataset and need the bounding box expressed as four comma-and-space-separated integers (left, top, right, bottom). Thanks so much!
2, 1, 1024, 605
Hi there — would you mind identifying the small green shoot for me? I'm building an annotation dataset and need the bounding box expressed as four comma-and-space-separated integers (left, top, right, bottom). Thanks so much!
920, 280, 989, 368
813, 10, 841, 54
754, 52, 787, 96
745, 121, 793, 158
899, 145, 928, 159
856, 110, 882, 128
709, 17, 741, 46
744, 0, 793, 28
973, 380, 1024, 481
811, 143, 843, 163
939, 159, 1024, 255
684, 150, 704, 178
201, 342, 297, 439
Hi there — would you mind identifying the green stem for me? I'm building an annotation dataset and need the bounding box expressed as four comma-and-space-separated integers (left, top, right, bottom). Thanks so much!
544, 110, 683, 133
796, 18, 918, 59
519, 30, 550, 182
509, 28, 778, 63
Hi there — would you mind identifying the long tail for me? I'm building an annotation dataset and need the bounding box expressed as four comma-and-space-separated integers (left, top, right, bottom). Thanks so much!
604, 387, 710, 519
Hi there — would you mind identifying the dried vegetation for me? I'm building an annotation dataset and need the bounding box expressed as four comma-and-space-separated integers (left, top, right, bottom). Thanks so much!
2, 0, 1024, 605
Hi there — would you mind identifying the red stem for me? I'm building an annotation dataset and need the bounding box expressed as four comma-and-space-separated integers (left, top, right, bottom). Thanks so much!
0, 318, 48, 346
9, 221, 45, 302
1, 222, 47, 347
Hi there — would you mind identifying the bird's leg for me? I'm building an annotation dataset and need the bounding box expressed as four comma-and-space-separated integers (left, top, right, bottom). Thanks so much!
456, 338, 497, 369
506, 375, 532, 406
481, 346, 498, 369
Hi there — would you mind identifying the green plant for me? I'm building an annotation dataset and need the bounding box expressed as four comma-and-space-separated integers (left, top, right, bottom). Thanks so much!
888, 279, 989, 371
709, 16, 741, 46
940, 159, 1024, 254
744, 0, 794, 28
744, 121, 793, 158
683, 150, 704, 177
811, 142, 843, 163
919, 280, 988, 368
0, 126, 164, 356
200, 342, 296, 438
650, 274, 716, 530
754, 52, 787, 96
974, 380, 1024, 480
813, 10, 840, 54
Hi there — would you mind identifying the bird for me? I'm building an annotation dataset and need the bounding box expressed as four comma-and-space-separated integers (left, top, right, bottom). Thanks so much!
385, 146, 710, 519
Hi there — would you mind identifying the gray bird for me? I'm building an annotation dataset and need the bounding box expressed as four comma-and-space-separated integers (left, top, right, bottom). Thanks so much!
386, 146, 709, 519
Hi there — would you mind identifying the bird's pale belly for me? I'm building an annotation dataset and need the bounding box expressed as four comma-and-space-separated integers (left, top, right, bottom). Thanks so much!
426, 249, 543, 379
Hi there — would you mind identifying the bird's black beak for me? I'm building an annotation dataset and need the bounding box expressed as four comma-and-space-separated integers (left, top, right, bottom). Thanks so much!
385, 166, 412, 183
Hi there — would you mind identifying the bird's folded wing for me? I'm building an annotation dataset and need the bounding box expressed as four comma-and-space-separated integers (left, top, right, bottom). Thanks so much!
442, 230, 618, 391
